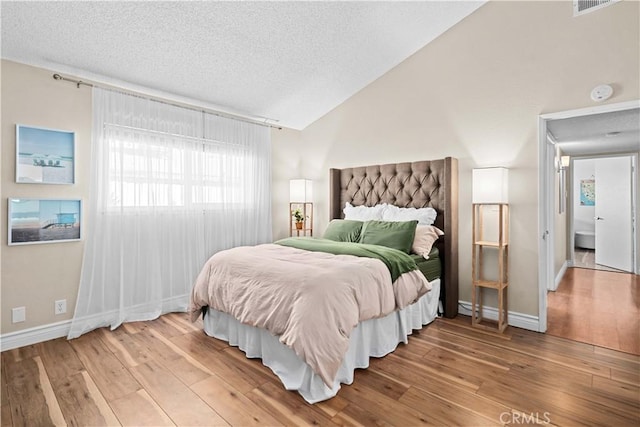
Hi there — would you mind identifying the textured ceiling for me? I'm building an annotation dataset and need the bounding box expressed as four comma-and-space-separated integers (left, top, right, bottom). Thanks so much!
1, 1, 484, 130
548, 108, 640, 156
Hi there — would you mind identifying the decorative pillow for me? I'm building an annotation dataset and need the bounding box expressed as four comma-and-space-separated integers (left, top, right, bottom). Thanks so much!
343, 202, 387, 221
359, 220, 418, 254
323, 219, 363, 243
382, 204, 437, 226
412, 225, 445, 259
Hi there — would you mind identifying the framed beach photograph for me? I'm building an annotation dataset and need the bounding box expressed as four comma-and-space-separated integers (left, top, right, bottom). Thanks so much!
8, 198, 82, 245
16, 124, 75, 184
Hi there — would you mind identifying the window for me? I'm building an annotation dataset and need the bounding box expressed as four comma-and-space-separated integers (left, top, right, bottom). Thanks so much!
104, 125, 248, 210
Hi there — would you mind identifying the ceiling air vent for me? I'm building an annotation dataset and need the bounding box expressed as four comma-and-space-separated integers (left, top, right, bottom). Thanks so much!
573, 0, 620, 16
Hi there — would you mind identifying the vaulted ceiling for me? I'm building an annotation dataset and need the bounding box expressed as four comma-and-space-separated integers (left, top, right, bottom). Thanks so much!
1, 1, 485, 129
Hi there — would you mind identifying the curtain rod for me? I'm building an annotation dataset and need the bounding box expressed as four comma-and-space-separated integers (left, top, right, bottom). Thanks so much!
104, 123, 235, 147
52, 73, 282, 130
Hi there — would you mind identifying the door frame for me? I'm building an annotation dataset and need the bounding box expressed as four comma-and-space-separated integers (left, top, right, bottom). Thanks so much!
568, 153, 638, 271
538, 100, 639, 333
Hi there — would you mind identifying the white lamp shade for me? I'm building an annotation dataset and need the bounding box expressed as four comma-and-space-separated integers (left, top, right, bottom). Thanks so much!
290, 179, 313, 202
560, 155, 570, 168
472, 168, 509, 204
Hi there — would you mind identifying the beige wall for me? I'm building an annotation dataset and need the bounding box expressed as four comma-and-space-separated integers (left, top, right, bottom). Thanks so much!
1, 1, 638, 335
271, 127, 303, 239
271, 1, 639, 316
1, 60, 92, 334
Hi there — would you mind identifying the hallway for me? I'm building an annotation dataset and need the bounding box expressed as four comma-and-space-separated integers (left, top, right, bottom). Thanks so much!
547, 267, 640, 355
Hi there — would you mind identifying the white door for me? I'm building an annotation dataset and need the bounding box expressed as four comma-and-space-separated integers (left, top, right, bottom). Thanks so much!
595, 156, 633, 272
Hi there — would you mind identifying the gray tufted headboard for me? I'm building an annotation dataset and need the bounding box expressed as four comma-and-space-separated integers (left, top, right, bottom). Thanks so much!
329, 157, 459, 318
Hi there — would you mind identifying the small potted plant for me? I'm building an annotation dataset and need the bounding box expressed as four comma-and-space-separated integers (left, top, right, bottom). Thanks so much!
292, 208, 305, 230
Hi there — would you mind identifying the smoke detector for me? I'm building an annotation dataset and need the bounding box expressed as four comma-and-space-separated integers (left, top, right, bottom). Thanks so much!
590, 84, 613, 102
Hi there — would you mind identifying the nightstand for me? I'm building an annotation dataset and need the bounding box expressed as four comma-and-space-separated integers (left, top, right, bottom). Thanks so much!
289, 202, 313, 237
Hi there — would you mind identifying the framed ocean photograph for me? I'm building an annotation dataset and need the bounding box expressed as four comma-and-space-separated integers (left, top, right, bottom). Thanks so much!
8, 198, 82, 245
16, 124, 75, 184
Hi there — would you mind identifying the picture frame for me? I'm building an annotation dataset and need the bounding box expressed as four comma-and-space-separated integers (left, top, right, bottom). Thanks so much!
8, 198, 82, 245
580, 179, 595, 206
16, 124, 75, 184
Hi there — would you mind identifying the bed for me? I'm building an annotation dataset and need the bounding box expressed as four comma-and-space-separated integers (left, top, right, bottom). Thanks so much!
329, 157, 459, 318
190, 157, 459, 403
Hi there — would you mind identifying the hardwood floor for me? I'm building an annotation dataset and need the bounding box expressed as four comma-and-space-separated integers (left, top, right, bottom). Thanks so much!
2, 313, 639, 426
548, 267, 640, 355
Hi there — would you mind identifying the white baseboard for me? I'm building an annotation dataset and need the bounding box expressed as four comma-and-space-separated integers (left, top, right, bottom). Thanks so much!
1, 294, 190, 351
550, 261, 568, 291
2, 298, 541, 350
0, 320, 71, 352
458, 300, 540, 332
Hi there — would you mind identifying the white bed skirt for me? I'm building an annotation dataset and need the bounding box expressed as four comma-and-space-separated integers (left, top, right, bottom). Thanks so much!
203, 278, 441, 403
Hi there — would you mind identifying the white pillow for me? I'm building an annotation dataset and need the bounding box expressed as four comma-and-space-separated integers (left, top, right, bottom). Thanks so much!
343, 202, 387, 221
412, 225, 445, 259
383, 204, 437, 226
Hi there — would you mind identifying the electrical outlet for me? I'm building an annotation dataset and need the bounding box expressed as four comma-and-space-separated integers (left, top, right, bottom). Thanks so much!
12, 307, 26, 323
55, 299, 67, 315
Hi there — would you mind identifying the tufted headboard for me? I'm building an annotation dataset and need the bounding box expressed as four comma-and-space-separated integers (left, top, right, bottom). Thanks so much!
329, 157, 459, 318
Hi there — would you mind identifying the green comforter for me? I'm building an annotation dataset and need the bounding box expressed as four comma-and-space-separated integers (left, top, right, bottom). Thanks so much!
275, 237, 418, 282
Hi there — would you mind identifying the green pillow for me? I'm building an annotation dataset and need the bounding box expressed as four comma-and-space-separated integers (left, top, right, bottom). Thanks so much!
359, 220, 418, 254
323, 219, 363, 242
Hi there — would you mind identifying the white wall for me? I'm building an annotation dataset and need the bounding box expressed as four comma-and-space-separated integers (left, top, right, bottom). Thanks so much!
573, 159, 596, 233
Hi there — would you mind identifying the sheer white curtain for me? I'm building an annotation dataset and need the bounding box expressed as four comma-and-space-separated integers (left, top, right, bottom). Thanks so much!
68, 88, 271, 338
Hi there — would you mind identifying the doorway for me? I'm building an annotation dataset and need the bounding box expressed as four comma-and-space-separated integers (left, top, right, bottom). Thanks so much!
570, 155, 635, 273
537, 100, 640, 333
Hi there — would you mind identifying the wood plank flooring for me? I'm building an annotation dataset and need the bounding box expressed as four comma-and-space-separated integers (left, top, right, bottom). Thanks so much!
547, 267, 640, 355
2, 313, 639, 426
